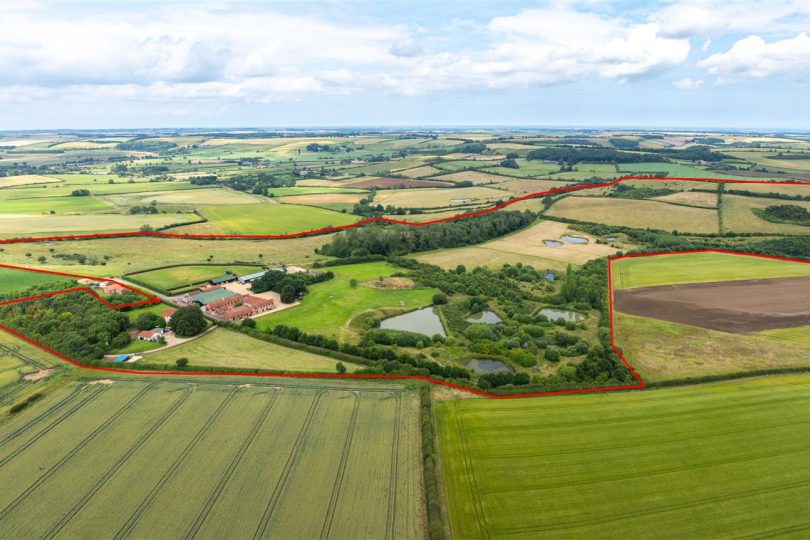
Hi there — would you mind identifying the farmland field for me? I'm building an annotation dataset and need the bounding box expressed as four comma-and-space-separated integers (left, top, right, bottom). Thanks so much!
0, 175, 61, 188
192, 203, 357, 235
142, 327, 363, 372
0, 195, 113, 214
0, 266, 74, 295
101, 187, 267, 206
256, 262, 436, 338
437, 374, 810, 538
722, 194, 810, 234
612, 251, 810, 289
128, 264, 263, 292
0, 377, 424, 538
373, 186, 506, 209
0, 212, 195, 236
546, 196, 719, 233
652, 190, 718, 207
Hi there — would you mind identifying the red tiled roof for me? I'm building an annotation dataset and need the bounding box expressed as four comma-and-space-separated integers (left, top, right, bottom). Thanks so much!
221, 305, 253, 320
138, 330, 157, 339
161, 308, 177, 318
242, 295, 274, 308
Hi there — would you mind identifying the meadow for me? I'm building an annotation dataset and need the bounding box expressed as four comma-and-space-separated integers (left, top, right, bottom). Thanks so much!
255, 262, 436, 338
437, 374, 810, 538
722, 194, 810, 234
0, 213, 195, 236
546, 196, 719, 233
0, 377, 424, 539
129, 264, 263, 293
194, 203, 357, 235
0, 195, 113, 214
611, 251, 810, 289
143, 327, 363, 372
0, 266, 74, 295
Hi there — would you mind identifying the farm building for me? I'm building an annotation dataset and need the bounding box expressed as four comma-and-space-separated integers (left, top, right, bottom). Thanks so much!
112, 354, 130, 363
238, 270, 267, 284
100, 282, 127, 295
204, 293, 275, 320
205, 295, 243, 313
220, 305, 254, 322
138, 328, 165, 342
210, 273, 237, 285
161, 308, 176, 324
242, 295, 274, 312
188, 288, 238, 306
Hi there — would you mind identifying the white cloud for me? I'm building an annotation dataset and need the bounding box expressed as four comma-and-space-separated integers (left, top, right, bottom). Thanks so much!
653, 0, 810, 38
698, 32, 810, 82
673, 77, 704, 90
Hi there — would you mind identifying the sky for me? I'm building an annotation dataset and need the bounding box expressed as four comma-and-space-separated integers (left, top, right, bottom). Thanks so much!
1, 0, 809, 130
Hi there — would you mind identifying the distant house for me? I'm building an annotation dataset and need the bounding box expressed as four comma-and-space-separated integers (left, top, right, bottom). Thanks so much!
161, 308, 176, 324
138, 328, 165, 342
238, 270, 267, 284
101, 283, 127, 295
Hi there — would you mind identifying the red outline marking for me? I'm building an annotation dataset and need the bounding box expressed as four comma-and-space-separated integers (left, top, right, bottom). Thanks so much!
1, 174, 809, 398
1, 175, 808, 244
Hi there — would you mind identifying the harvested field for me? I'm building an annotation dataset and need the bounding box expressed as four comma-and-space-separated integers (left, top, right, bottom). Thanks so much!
496, 178, 576, 196
342, 177, 452, 189
102, 188, 266, 206
431, 170, 512, 185
0, 175, 61, 188
652, 190, 718, 208
722, 194, 810, 234
0, 377, 424, 538
614, 276, 810, 333
0, 213, 194, 236
373, 186, 505, 209
279, 193, 364, 207
546, 196, 718, 233
398, 165, 442, 178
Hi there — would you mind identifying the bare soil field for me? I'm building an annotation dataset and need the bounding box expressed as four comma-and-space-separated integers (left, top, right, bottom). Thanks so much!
614, 276, 810, 333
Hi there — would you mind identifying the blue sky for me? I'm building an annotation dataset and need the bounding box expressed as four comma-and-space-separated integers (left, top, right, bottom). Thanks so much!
1, 0, 809, 130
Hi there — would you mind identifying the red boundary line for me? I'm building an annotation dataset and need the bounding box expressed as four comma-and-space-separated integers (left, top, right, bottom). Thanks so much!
1, 175, 809, 244
1, 175, 809, 398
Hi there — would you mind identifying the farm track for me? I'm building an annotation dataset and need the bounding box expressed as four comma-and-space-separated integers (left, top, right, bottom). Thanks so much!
0, 385, 84, 447
319, 391, 361, 540
385, 392, 402, 540
183, 389, 281, 540
42, 385, 195, 540
455, 407, 490, 540
252, 390, 326, 540
112, 386, 239, 540
0, 342, 51, 370
0, 386, 106, 469
0, 383, 155, 523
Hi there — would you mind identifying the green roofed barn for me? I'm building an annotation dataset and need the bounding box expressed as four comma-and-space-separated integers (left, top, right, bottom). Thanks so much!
188, 288, 238, 306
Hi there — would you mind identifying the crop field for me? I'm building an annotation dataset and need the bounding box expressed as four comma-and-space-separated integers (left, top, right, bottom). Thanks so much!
722, 194, 810, 234
256, 262, 436, 338
264, 186, 367, 197
194, 203, 357, 235
496, 178, 577, 196
652, 190, 718, 207
612, 252, 810, 289
373, 186, 506, 209
341, 177, 452, 189
101, 187, 267, 207
0, 175, 61, 188
483, 159, 561, 177
416, 220, 622, 272
279, 193, 364, 208
437, 374, 810, 538
399, 165, 443, 178
0, 266, 74, 295
431, 170, 512, 184
546, 196, 719, 233
0, 195, 113, 214
617, 161, 755, 179
0, 377, 424, 538
143, 327, 363, 372
129, 264, 262, 292
0, 329, 60, 407
0, 212, 195, 236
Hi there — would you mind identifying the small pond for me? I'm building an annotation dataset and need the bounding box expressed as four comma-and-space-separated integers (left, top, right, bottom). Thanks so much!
562, 235, 589, 244
543, 272, 556, 281
605, 236, 617, 241
538, 308, 585, 323
466, 310, 503, 324
544, 240, 563, 247
380, 307, 446, 338
464, 359, 513, 374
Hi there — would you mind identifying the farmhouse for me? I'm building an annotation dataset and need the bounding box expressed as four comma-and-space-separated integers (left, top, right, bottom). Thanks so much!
161, 308, 176, 324
100, 282, 127, 295
137, 328, 165, 342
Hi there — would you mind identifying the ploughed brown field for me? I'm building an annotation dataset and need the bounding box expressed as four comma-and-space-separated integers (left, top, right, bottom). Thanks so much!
614, 275, 810, 333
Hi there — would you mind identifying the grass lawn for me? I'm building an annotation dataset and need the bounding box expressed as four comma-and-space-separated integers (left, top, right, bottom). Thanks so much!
130, 264, 263, 292
121, 302, 172, 322
256, 262, 436, 338
113, 339, 162, 354
612, 251, 810, 289
195, 203, 357, 235
143, 327, 363, 372
437, 373, 810, 538
0, 267, 74, 295
546, 196, 719, 233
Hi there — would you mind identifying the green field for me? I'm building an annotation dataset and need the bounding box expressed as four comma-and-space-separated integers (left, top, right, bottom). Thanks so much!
0, 212, 195, 236
0, 330, 61, 407
0, 267, 74, 295
256, 262, 436, 338
0, 196, 112, 214
143, 327, 364, 372
0, 377, 424, 538
195, 203, 357, 235
437, 374, 810, 538
130, 264, 263, 292
612, 251, 810, 289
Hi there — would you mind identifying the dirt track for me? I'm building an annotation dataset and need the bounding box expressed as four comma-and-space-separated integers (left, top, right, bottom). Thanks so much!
614, 276, 810, 333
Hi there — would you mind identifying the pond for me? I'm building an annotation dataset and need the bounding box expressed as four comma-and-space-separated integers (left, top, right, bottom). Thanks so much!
538, 308, 585, 323
380, 307, 446, 338
544, 240, 563, 247
543, 272, 556, 281
605, 236, 617, 241
464, 359, 513, 374
466, 310, 503, 324
562, 235, 589, 244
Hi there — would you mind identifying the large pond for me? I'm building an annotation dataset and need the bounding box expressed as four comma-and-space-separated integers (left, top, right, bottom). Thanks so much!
464, 359, 513, 374
380, 307, 447, 338
544, 240, 563, 247
562, 235, 589, 244
538, 308, 585, 323
466, 310, 503, 324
